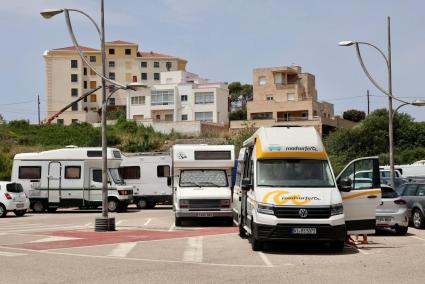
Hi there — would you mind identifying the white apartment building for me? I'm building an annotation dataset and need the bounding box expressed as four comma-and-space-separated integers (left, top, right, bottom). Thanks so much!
127, 71, 229, 124
44, 40, 187, 125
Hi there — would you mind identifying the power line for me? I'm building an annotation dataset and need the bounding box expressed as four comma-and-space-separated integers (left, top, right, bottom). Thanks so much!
0, 100, 35, 106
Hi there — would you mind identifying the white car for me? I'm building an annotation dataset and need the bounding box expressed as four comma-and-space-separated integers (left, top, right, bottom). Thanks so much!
0, 181, 30, 217
376, 185, 409, 235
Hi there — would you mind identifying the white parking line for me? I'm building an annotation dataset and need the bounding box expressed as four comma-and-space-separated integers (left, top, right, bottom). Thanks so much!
258, 252, 274, 267
143, 218, 152, 226
115, 220, 123, 226
410, 235, 425, 242
168, 223, 175, 231
183, 237, 203, 263
108, 242, 138, 258
0, 251, 27, 257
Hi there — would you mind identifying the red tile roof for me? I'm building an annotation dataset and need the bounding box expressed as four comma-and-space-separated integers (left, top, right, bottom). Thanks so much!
51, 45, 99, 52
106, 40, 138, 45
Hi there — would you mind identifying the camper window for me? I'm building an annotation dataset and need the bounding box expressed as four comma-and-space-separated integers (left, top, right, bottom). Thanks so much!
194, 151, 231, 160
119, 166, 140, 180
157, 165, 170, 178
113, 150, 121, 158
87, 151, 102, 157
92, 169, 102, 183
65, 166, 81, 179
19, 166, 41, 179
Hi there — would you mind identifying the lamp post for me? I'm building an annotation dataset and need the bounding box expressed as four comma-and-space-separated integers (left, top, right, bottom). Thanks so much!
338, 16, 411, 189
41, 2, 143, 231
392, 100, 425, 120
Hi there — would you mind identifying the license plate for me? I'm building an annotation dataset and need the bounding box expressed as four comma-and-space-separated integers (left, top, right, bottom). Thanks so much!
377, 217, 392, 222
291, 228, 317, 235
197, 212, 214, 217
16, 203, 24, 208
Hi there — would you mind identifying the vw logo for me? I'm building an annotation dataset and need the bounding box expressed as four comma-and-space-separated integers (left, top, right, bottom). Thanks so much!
299, 209, 308, 218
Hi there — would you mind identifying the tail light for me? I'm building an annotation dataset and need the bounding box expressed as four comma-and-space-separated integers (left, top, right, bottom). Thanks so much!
394, 199, 407, 205
179, 199, 189, 208
220, 199, 230, 208
118, 190, 127, 196
4, 193, 12, 200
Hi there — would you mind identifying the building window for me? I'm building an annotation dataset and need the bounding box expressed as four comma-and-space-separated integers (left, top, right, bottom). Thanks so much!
109, 48, 115, 55
195, 112, 213, 122
109, 61, 115, 68
131, 96, 145, 105
154, 62, 160, 68
258, 76, 267, 85
65, 166, 81, 179
72, 119, 78, 124
90, 81, 97, 89
301, 111, 308, 119
89, 56, 96, 62
195, 92, 214, 104
119, 166, 140, 180
125, 48, 131, 55
157, 165, 170, 177
109, 72, 115, 80
83, 67, 87, 75
109, 98, 115, 106
151, 90, 174, 105
166, 61, 172, 70
141, 61, 147, 68
71, 88, 78, 97
18, 166, 41, 179
154, 73, 160, 80
90, 69, 96, 76
71, 102, 78, 111
132, 75, 137, 82
71, 60, 78, 68
90, 95, 97, 103
57, 119, 64, 125
70, 74, 78, 83
141, 73, 147, 80
251, 112, 273, 120
83, 97, 87, 102
181, 95, 188, 102
266, 95, 273, 101
287, 93, 295, 101
181, 114, 188, 121
84, 81, 87, 89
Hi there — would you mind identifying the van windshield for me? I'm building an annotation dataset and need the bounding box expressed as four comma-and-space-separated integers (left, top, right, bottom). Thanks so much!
179, 170, 228, 187
257, 159, 335, 188
6, 183, 24, 193
109, 169, 125, 185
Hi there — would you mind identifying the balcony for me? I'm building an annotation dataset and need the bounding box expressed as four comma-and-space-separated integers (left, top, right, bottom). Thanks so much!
274, 83, 297, 90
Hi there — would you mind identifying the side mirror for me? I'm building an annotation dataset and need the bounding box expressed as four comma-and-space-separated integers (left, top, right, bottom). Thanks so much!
338, 178, 352, 192
241, 177, 252, 191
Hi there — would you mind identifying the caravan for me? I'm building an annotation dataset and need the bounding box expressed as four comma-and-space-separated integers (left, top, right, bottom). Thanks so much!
120, 153, 172, 209
172, 144, 235, 226
11, 146, 133, 212
233, 127, 381, 251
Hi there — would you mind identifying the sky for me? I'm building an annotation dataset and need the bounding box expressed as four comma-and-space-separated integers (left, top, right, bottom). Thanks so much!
0, 0, 424, 122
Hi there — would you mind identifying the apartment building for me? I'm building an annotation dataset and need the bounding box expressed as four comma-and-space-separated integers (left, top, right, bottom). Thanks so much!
44, 40, 187, 125
128, 71, 229, 124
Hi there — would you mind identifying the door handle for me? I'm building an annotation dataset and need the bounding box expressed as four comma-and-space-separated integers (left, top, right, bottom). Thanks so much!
368, 195, 377, 199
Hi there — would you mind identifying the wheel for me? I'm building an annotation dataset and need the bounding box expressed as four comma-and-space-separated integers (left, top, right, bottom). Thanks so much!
395, 225, 408, 235
0, 204, 7, 217
249, 222, 263, 251
108, 199, 119, 212
175, 216, 182, 226
47, 207, 57, 213
118, 204, 128, 212
238, 217, 247, 238
14, 209, 27, 217
136, 199, 148, 209
32, 201, 46, 213
329, 241, 345, 252
412, 209, 424, 229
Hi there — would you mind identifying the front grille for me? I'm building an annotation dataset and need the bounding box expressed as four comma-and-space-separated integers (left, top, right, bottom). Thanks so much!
188, 199, 221, 211
256, 224, 343, 240
274, 206, 331, 219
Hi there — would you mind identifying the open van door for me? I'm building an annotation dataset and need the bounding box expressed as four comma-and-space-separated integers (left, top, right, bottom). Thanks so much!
336, 157, 381, 235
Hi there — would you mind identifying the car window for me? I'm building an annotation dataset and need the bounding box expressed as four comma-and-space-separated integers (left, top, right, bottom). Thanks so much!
416, 185, 425, 196
381, 187, 398, 198
402, 184, 418, 196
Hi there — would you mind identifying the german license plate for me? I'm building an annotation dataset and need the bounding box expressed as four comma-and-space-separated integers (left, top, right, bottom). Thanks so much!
16, 203, 24, 208
197, 212, 213, 217
291, 228, 317, 235
377, 217, 392, 222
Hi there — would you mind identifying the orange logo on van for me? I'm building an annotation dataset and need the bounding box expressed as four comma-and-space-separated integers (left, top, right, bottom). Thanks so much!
261, 190, 319, 205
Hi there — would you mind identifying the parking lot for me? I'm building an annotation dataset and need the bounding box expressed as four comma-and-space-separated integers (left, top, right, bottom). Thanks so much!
1, 207, 425, 283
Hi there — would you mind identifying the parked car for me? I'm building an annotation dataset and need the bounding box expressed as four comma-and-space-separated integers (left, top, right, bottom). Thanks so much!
398, 182, 425, 229
0, 181, 30, 217
376, 185, 409, 235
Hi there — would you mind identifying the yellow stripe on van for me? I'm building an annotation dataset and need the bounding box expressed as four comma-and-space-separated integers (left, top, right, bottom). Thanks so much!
342, 189, 382, 201
255, 137, 328, 159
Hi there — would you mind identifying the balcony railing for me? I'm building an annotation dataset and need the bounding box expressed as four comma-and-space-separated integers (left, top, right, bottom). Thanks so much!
275, 83, 297, 90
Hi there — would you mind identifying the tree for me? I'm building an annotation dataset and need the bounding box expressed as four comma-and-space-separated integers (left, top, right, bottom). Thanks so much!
343, 109, 366, 122
0, 114, 4, 124
229, 110, 247, 120
228, 82, 243, 103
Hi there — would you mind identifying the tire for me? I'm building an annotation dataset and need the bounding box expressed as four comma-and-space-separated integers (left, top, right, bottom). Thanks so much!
47, 207, 57, 213
395, 225, 408, 235
32, 201, 46, 213
249, 222, 263, 251
175, 216, 182, 226
136, 199, 148, 209
0, 204, 7, 217
14, 209, 27, 217
108, 199, 119, 212
119, 204, 128, 212
412, 209, 424, 229
329, 241, 345, 252
238, 216, 247, 238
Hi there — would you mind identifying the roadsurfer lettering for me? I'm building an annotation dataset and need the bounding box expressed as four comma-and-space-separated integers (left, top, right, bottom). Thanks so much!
281, 196, 320, 201
261, 190, 321, 205
285, 146, 318, 152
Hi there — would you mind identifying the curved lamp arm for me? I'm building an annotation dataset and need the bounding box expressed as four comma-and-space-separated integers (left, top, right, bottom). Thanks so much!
392, 102, 409, 120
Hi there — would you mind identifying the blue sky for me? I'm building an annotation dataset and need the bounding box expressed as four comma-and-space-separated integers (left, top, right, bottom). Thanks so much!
0, 0, 424, 122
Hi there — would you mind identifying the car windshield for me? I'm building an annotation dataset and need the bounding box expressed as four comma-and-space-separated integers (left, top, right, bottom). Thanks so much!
109, 168, 125, 185
6, 183, 24, 193
179, 170, 228, 187
257, 159, 335, 187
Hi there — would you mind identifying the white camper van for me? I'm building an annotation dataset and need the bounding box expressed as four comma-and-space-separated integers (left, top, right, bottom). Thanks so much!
172, 144, 235, 226
11, 146, 133, 212
120, 153, 172, 209
233, 127, 381, 251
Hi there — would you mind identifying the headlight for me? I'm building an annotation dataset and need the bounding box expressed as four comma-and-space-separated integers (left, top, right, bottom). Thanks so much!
257, 203, 274, 215
331, 203, 343, 216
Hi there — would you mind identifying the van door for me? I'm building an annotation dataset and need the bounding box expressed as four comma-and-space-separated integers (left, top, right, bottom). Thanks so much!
48, 162, 61, 203
336, 157, 381, 234
89, 169, 103, 202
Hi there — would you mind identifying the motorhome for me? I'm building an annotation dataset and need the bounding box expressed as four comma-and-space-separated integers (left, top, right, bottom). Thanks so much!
11, 146, 133, 212
120, 152, 172, 209
232, 127, 381, 251
172, 144, 235, 226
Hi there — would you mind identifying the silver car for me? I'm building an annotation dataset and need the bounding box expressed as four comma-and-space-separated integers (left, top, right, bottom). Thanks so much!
398, 182, 425, 229
376, 185, 409, 235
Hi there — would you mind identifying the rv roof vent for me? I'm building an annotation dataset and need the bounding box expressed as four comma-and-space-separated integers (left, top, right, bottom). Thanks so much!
65, 145, 78, 148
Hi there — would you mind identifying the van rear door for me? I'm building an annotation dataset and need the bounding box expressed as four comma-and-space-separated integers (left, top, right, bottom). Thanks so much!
336, 157, 381, 234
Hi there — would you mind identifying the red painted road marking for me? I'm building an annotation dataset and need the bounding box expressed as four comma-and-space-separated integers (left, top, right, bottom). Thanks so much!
9, 227, 237, 251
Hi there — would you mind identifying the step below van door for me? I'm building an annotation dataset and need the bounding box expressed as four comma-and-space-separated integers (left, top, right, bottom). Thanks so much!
336, 157, 381, 235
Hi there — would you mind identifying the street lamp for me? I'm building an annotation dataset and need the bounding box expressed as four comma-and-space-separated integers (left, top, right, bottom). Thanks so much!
393, 99, 425, 120
41, 1, 138, 231
338, 16, 410, 189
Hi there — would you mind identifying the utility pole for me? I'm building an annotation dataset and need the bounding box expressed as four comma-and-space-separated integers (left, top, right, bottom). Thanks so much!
37, 94, 41, 125
367, 90, 370, 115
